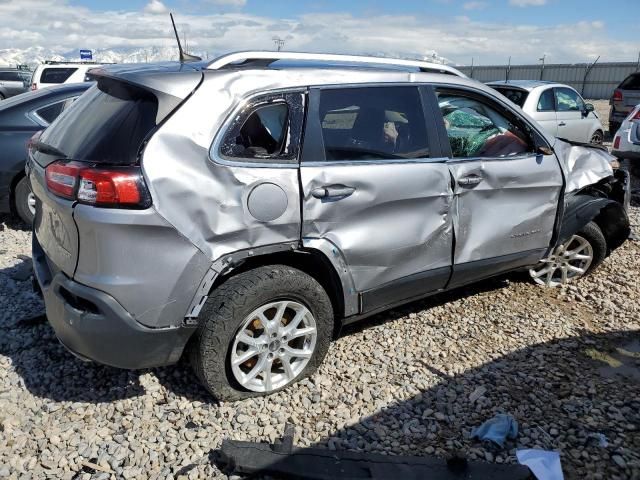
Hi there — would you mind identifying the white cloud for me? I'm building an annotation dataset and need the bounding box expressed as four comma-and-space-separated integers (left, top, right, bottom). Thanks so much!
0, 1, 633, 66
144, 0, 168, 15
464, 1, 487, 10
205, 0, 247, 6
509, 0, 547, 6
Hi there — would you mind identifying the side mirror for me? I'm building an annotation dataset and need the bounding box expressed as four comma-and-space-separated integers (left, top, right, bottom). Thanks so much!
536, 145, 554, 156
584, 103, 595, 115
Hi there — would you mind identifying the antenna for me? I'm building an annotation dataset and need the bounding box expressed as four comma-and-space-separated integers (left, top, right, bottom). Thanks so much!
170, 13, 201, 63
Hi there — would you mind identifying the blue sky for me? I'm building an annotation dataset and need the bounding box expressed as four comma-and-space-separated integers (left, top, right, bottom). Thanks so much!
2, 0, 638, 65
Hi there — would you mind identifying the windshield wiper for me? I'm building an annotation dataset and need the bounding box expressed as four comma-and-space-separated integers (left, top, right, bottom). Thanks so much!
32, 140, 67, 158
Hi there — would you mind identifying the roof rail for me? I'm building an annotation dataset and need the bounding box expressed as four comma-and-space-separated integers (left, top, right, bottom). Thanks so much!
43, 60, 117, 65
206, 51, 466, 77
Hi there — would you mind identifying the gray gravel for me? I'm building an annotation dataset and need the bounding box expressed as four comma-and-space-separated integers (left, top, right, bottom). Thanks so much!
1, 180, 639, 479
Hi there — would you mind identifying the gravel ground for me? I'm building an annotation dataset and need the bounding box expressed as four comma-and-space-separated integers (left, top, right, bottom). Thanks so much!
1, 172, 639, 477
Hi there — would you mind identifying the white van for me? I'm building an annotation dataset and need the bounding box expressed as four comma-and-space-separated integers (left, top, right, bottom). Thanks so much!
30, 62, 105, 91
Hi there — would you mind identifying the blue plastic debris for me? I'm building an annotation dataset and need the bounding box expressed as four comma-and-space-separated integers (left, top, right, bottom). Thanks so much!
471, 413, 518, 447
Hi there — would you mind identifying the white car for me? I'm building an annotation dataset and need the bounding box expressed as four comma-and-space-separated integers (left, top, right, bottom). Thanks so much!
29, 62, 102, 91
487, 80, 604, 145
612, 104, 640, 165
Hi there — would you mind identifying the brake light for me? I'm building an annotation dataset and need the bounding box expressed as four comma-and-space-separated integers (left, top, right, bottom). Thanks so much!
632, 109, 640, 121
31, 83, 37, 91
45, 160, 151, 208
613, 136, 621, 149
612, 90, 623, 102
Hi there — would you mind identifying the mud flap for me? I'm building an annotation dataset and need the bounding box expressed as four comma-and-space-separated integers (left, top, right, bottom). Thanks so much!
213, 424, 533, 479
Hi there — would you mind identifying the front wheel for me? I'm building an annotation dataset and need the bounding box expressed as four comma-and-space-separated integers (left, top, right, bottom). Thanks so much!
189, 265, 334, 401
529, 221, 607, 287
590, 129, 604, 145
14, 176, 35, 225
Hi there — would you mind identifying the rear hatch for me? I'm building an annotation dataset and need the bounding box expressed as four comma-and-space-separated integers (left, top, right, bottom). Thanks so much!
616, 73, 640, 113
29, 65, 202, 277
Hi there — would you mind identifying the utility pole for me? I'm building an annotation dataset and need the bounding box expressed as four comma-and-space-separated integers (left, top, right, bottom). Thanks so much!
539, 54, 546, 81
470, 57, 474, 79
272, 36, 285, 52
506, 56, 511, 82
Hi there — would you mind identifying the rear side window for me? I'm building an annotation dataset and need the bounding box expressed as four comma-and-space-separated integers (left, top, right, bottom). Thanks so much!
39, 80, 158, 165
40, 68, 77, 84
537, 89, 555, 111
33, 97, 78, 125
437, 90, 532, 158
218, 92, 304, 163
619, 74, 640, 90
0, 71, 21, 81
555, 88, 584, 112
318, 86, 429, 161
493, 87, 529, 108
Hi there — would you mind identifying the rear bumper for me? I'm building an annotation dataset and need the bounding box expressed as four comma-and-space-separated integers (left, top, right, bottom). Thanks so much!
33, 233, 195, 369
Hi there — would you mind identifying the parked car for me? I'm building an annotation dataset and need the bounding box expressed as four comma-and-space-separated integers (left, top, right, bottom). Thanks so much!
612, 104, 640, 172
610, 72, 640, 135
28, 52, 630, 400
0, 67, 31, 99
29, 61, 102, 91
0, 83, 91, 224
487, 80, 604, 144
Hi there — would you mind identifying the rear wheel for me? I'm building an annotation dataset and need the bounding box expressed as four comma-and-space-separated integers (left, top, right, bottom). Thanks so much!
529, 221, 606, 287
189, 265, 334, 401
590, 129, 604, 145
14, 176, 35, 225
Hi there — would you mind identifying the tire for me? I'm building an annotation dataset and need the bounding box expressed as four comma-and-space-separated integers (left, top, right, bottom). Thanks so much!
14, 176, 35, 225
590, 129, 604, 145
189, 265, 334, 401
529, 221, 607, 287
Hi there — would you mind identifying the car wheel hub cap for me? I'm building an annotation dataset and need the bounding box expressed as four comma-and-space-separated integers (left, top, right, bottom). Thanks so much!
230, 300, 317, 393
27, 192, 36, 215
529, 234, 593, 287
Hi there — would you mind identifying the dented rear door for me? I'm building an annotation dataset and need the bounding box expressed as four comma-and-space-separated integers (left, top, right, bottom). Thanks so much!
301, 85, 454, 312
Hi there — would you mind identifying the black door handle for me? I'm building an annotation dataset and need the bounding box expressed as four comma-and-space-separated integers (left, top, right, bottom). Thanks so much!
457, 175, 483, 187
311, 185, 356, 199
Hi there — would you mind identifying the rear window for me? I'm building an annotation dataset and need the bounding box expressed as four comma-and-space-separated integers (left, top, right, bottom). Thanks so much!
39, 79, 158, 165
493, 87, 529, 108
40, 68, 77, 84
619, 73, 640, 90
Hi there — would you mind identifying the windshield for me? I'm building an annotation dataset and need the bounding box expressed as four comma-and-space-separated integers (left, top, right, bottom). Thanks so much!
39, 79, 158, 165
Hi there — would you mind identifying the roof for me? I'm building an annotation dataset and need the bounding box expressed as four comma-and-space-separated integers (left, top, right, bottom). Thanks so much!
485, 80, 559, 91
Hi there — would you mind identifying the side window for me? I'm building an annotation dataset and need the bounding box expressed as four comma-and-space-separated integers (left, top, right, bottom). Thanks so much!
436, 90, 532, 158
555, 88, 584, 112
219, 92, 303, 162
318, 86, 429, 161
34, 96, 78, 125
537, 89, 555, 111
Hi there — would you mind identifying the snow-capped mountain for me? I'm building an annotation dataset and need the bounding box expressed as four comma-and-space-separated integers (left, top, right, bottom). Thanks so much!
0, 46, 200, 68
1, 45, 452, 69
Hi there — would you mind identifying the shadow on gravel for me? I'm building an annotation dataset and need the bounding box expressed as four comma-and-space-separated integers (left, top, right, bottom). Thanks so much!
0, 255, 148, 403
216, 329, 640, 479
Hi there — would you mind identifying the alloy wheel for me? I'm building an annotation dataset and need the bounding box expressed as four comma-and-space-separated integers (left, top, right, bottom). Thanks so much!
590, 131, 603, 145
27, 192, 36, 216
230, 300, 317, 393
529, 234, 593, 287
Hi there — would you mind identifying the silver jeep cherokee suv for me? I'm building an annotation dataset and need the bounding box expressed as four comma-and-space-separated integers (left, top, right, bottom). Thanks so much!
28, 52, 630, 400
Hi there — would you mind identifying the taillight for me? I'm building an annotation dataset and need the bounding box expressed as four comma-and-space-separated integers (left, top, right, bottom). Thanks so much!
612, 90, 623, 102
31, 83, 37, 91
45, 160, 151, 208
613, 136, 621, 149
632, 109, 640, 121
